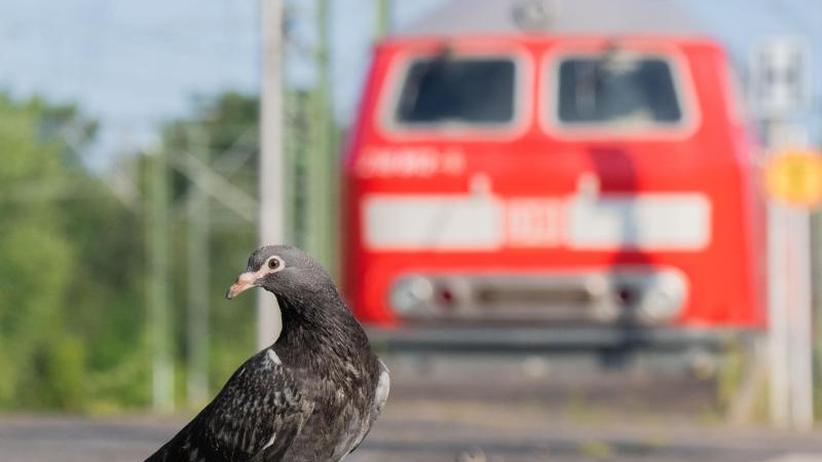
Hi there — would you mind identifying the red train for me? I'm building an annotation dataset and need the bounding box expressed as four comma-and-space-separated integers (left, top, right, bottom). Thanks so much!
342, 34, 765, 337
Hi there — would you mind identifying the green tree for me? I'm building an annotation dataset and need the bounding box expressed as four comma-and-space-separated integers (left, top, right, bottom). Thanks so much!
0, 94, 149, 410
0, 94, 87, 409
0, 90, 299, 411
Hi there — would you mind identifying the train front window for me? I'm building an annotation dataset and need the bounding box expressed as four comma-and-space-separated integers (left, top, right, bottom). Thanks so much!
553, 53, 685, 130
392, 56, 517, 128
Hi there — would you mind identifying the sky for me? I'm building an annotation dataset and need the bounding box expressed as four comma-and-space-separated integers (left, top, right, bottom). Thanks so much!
0, 0, 442, 167
0, 0, 819, 169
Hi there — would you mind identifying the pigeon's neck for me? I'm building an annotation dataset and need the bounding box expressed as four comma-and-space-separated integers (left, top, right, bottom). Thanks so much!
274, 292, 371, 363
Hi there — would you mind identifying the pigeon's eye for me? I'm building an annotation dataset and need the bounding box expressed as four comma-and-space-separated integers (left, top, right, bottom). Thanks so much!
268, 258, 281, 270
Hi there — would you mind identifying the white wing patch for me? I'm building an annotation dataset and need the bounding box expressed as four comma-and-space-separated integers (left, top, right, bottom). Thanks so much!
262, 433, 277, 450
375, 362, 390, 413
266, 349, 282, 366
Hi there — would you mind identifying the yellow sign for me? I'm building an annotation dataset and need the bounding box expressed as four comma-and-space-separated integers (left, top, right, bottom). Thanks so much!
765, 150, 822, 207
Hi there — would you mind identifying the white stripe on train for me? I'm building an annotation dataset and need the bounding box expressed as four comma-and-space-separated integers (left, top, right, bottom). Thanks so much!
363, 192, 711, 251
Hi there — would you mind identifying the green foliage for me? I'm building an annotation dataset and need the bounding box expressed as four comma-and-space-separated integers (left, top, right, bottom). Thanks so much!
0, 94, 148, 410
0, 90, 264, 411
0, 95, 86, 408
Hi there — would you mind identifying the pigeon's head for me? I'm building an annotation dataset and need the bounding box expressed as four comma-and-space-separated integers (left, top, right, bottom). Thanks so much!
225, 245, 331, 301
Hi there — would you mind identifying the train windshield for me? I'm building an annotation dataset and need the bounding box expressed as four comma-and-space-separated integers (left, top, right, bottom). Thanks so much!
393, 56, 517, 127
554, 53, 684, 129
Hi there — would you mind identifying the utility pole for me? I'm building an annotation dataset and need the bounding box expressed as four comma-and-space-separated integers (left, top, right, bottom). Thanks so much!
186, 127, 210, 406
752, 38, 814, 430
147, 146, 173, 412
258, 0, 285, 350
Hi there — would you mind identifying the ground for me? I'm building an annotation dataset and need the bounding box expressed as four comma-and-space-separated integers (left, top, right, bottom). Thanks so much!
2, 351, 821, 461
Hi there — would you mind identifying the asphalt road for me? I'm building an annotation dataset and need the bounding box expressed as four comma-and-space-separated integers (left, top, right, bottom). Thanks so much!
2, 352, 822, 462
4, 404, 822, 462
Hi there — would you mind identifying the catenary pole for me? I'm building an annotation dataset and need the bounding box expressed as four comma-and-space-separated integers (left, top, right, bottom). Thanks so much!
147, 146, 174, 412
376, 0, 391, 36
186, 127, 210, 405
306, 0, 333, 269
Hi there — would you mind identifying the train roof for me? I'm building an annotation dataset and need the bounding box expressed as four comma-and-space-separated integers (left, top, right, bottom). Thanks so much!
375, 34, 724, 53
396, 0, 708, 37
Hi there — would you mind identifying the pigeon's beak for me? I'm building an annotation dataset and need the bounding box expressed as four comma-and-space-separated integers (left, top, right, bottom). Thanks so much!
226, 271, 259, 300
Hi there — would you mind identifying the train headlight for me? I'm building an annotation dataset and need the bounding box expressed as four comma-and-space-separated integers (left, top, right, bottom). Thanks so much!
636, 270, 688, 324
389, 276, 434, 314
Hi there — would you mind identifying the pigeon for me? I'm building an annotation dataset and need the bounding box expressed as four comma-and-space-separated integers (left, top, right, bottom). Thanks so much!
146, 245, 390, 462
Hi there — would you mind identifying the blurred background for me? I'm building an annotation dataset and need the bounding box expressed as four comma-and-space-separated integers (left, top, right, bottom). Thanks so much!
1, 0, 822, 460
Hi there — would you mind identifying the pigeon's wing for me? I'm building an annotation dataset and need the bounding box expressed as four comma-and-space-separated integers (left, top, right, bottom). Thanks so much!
145, 350, 314, 462
343, 359, 391, 457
